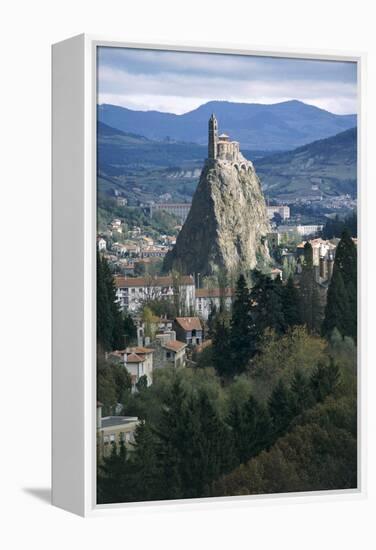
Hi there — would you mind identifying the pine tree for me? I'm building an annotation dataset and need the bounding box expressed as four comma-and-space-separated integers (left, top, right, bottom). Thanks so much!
230, 274, 254, 371
229, 395, 272, 464
155, 378, 186, 499
290, 368, 314, 415
282, 276, 302, 328
322, 269, 351, 337
268, 380, 294, 438
212, 319, 232, 378
299, 243, 321, 333
97, 440, 132, 504
322, 229, 357, 340
310, 359, 340, 403
128, 421, 163, 501
97, 252, 113, 351
183, 392, 232, 497
97, 253, 125, 350
249, 270, 286, 340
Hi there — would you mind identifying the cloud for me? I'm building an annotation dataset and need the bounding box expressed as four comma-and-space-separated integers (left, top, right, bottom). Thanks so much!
97, 47, 357, 115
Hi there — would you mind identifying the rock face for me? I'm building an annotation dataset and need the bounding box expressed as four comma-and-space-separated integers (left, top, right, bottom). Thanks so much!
164, 115, 271, 278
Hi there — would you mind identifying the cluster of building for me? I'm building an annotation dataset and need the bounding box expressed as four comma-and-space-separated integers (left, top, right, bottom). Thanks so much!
97, 222, 178, 276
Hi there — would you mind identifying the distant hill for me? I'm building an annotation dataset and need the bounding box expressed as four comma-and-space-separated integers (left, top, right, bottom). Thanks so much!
254, 127, 357, 198
97, 121, 206, 176
97, 122, 357, 202
98, 100, 356, 151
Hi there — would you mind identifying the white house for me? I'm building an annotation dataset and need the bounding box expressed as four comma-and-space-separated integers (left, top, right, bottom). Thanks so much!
195, 287, 235, 320
109, 346, 154, 392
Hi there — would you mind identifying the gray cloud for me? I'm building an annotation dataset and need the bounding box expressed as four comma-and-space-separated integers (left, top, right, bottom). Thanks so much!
97, 47, 357, 115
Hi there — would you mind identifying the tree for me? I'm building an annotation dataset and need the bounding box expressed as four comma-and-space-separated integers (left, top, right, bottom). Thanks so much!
212, 319, 232, 378
128, 421, 162, 501
321, 269, 351, 338
310, 359, 340, 403
97, 355, 132, 414
282, 276, 302, 328
136, 374, 148, 393
228, 394, 272, 465
299, 243, 321, 333
290, 368, 314, 416
268, 380, 294, 437
97, 439, 132, 504
250, 326, 327, 391
322, 230, 357, 340
97, 252, 125, 350
123, 313, 137, 346
229, 274, 255, 371
249, 270, 286, 339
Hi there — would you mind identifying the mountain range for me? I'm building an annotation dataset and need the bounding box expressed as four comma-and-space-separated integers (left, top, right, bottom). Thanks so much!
98, 100, 356, 151
254, 127, 357, 198
97, 121, 357, 201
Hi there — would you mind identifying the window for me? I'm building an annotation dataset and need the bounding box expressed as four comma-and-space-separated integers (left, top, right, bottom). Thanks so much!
166, 351, 171, 359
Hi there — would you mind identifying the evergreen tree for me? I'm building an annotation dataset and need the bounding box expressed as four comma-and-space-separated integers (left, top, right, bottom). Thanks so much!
212, 318, 232, 378
322, 269, 351, 337
97, 252, 113, 351
299, 243, 321, 333
97, 440, 131, 504
128, 421, 163, 501
310, 359, 340, 403
268, 380, 294, 437
229, 274, 254, 371
322, 229, 357, 340
155, 378, 186, 499
123, 313, 137, 346
249, 270, 286, 340
290, 368, 314, 416
97, 253, 125, 350
182, 391, 232, 497
282, 276, 302, 328
229, 395, 272, 465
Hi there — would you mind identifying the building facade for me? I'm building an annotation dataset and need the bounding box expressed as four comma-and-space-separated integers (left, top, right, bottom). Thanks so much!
266, 205, 290, 221
97, 403, 140, 459
115, 275, 195, 314
208, 113, 241, 162
173, 317, 203, 347
109, 346, 154, 390
195, 287, 234, 320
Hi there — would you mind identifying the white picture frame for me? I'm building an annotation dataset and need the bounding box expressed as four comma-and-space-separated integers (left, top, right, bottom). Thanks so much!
52, 34, 366, 517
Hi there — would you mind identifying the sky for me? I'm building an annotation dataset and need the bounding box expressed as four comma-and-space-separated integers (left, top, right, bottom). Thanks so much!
97, 47, 357, 115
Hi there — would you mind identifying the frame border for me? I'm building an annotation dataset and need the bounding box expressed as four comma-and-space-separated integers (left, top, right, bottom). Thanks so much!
52, 34, 367, 517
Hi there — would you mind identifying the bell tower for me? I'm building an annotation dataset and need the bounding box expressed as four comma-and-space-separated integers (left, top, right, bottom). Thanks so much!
208, 113, 218, 159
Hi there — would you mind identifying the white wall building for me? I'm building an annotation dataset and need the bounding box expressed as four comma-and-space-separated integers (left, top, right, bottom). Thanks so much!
115, 275, 195, 314
97, 237, 106, 251
109, 346, 154, 391
195, 288, 234, 320
266, 205, 290, 221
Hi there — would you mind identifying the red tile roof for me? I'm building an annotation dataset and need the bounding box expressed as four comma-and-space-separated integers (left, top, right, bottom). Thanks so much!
126, 353, 145, 363
126, 346, 154, 355
162, 340, 187, 352
115, 275, 194, 288
175, 317, 202, 331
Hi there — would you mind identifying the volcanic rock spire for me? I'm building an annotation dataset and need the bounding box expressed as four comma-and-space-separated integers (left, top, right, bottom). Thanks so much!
163, 115, 271, 278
